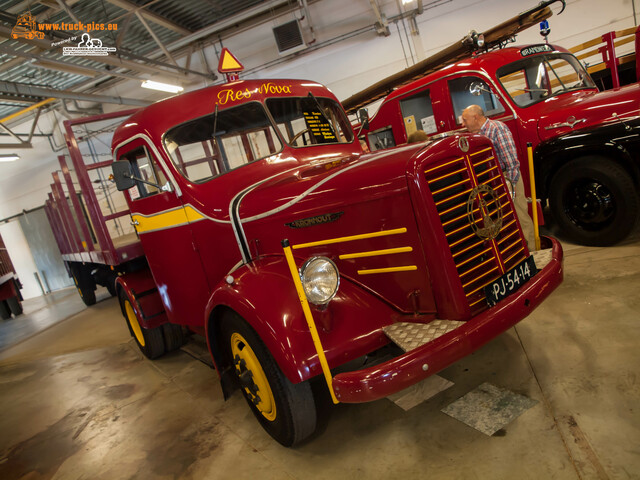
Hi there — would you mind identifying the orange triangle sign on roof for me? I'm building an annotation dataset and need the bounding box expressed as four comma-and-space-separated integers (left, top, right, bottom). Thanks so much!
218, 48, 244, 73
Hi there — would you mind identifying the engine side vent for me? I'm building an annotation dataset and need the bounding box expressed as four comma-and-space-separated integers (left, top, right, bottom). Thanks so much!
273, 20, 306, 54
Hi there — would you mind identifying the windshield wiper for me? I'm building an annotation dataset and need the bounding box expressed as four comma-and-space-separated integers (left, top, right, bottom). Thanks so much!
212, 103, 219, 141
307, 92, 338, 141
544, 58, 567, 92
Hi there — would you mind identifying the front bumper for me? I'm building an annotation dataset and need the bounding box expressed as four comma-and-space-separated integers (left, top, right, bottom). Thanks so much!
331, 236, 563, 403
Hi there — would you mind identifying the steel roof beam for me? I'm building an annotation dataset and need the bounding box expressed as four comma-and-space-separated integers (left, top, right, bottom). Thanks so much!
0, 45, 144, 81
104, 0, 191, 36
0, 81, 152, 106
0, 25, 211, 81
134, 10, 179, 66
151, 0, 293, 54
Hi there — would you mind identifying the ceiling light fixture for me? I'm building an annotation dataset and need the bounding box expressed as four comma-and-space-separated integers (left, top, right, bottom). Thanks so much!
141, 80, 184, 94
0, 154, 20, 162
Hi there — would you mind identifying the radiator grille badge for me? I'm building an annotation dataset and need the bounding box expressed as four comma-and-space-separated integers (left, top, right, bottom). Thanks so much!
467, 184, 502, 239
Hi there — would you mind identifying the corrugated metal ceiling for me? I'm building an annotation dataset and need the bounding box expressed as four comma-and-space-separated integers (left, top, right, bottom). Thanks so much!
0, 0, 284, 118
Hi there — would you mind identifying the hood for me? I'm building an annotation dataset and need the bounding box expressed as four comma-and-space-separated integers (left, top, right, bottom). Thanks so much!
237, 143, 422, 227
535, 84, 640, 141
234, 143, 434, 314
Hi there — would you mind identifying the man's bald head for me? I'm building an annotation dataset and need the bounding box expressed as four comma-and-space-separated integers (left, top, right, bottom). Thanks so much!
461, 105, 486, 133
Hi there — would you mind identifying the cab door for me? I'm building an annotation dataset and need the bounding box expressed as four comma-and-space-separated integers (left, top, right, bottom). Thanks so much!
117, 140, 210, 327
445, 74, 521, 145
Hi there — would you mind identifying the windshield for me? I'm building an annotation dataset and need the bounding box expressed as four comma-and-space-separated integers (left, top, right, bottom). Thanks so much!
163, 102, 283, 184
497, 53, 595, 107
266, 96, 354, 147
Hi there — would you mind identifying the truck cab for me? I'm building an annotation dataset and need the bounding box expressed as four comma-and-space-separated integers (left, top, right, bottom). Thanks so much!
111, 76, 563, 446
361, 44, 640, 246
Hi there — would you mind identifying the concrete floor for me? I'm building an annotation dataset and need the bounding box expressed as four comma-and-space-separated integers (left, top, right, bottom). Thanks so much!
1, 235, 639, 480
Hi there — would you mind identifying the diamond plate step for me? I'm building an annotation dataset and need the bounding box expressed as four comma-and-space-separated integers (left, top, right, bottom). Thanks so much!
531, 248, 553, 271
383, 320, 465, 352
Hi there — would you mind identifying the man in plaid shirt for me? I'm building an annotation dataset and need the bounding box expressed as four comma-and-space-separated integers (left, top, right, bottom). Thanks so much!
461, 105, 535, 250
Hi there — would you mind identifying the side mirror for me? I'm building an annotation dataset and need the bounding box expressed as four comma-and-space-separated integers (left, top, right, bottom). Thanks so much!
111, 161, 136, 191
469, 81, 491, 96
358, 108, 370, 130
111, 161, 174, 193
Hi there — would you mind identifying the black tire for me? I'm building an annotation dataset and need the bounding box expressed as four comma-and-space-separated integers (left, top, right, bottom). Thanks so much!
549, 157, 639, 246
220, 311, 317, 447
106, 276, 117, 297
119, 290, 165, 359
71, 265, 97, 306
77, 283, 96, 306
7, 297, 22, 316
0, 300, 11, 320
163, 323, 185, 352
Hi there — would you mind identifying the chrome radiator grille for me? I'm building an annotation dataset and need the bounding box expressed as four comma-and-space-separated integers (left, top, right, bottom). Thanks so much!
424, 145, 528, 314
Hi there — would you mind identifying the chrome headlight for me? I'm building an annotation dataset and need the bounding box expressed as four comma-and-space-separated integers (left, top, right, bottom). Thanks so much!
300, 257, 339, 305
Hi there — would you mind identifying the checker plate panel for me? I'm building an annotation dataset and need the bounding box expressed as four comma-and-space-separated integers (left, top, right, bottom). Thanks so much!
383, 320, 465, 352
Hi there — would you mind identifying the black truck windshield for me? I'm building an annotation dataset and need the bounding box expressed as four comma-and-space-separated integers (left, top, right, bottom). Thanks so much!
497, 53, 596, 107
266, 97, 354, 147
163, 102, 282, 183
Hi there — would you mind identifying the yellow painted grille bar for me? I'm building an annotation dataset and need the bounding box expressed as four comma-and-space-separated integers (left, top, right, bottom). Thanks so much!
427, 166, 468, 184
431, 178, 468, 196
503, 246, 526, 265
357, 265, 417, 275
463, 265, 499, 289
339, 246, 412, 260
292, 227, 407, 250
469, 147, 493, 157
435, 186, 473, 206
425, 156, 464, 174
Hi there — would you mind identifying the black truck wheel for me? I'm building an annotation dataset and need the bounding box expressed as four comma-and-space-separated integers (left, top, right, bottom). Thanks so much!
7, 297, 22, 316
119, 290, 165, 359
71, 264, 97, 306
163, 323, 185, 352
0, 300, 11, 320
221, 311, 317, 447
549, 157, 639, 246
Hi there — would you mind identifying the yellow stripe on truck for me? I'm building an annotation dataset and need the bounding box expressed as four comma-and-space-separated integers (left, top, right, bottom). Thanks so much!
131, 206, 205, 234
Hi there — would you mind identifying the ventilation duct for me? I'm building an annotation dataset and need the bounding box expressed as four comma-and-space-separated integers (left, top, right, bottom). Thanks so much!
273, 19, 306, 54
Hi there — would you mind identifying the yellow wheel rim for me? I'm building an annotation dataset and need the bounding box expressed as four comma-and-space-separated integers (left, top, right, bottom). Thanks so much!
125, 299, 145, 347
231, 332, 276, 421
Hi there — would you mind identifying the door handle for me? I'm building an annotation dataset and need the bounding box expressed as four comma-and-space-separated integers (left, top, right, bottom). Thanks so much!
131, 219, 139, 226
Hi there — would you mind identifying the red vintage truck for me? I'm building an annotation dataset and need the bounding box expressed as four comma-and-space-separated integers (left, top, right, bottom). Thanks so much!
349, 21, 640, 247
0, 235, 23, 319
98, 73, 564, 446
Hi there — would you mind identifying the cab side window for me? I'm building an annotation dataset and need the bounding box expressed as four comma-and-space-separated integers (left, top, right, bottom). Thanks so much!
399, 90, 437, 136
448, 76, 505, 125
119, 147, 167, 200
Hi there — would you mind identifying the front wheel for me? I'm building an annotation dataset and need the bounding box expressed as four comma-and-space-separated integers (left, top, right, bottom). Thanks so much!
119, 290, 165, 359
549, 157, 639, 246
220, 311, 317, 447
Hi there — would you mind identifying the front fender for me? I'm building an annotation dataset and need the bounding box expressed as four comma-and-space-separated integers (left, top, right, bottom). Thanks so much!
534, 119, 640, 198
205, 255, 404, 385
115, 269, 168, 329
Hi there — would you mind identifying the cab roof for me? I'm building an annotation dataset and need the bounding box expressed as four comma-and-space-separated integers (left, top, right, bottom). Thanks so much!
387, 44, 571, 101
111, 78, 337, 151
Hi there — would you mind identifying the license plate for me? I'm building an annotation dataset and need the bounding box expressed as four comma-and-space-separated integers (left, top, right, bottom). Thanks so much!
484, 256, 537, 306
